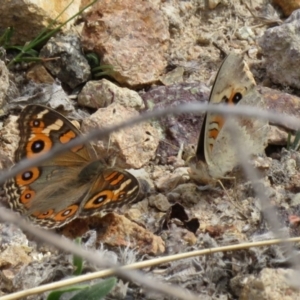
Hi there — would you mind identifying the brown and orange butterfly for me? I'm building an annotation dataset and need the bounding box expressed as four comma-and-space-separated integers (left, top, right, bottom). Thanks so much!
3, 105, 142, 228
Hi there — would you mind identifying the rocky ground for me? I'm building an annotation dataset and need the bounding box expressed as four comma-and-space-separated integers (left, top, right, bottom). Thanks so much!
1, 0, 300, 299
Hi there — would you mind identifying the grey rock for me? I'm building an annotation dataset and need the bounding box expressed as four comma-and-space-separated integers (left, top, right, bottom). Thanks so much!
259, 9, 300, 89
40, 33, 91, 89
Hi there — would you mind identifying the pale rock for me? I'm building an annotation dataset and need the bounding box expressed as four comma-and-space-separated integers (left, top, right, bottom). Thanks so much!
236, 26, 255, 41
0, 245, 31, 269
247, 47, 259, 59
0, 60, 10, 109
125, 208, 142, 222
78, 79, 145, 110
129, 198, 150, 216
0, 0, 81, 45
291, 193, 300, 206
81, 102, 159, 168
268, 125, 289, 145
154, 167, 189, 192
26, 64, 55, 84
160, 67, 184, 86
97, 213, 165, 254
81, 0, 169, 87
232, 268, 300, 300
259, 10, 300, 89
0, 115, 19, 161
252, 156, 271, 170
148, 194, 171, 212
208, 0, 222, 9
12, 255, 73, 290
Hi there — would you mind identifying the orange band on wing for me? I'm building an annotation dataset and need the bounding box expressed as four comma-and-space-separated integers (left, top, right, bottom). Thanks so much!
59, 130, 76, 144
59, 130, 84, 153
32, 209, 54, 219
29, 120, 45, 133
20, 188, 35, 207
84, 190, 113, 209
104, 171, 119, 181
208, 116, 225, 138
16, 167, 40, 186
110, 174, 124, 185
26, 134, 52, 158
53, 205, 78, 221
104, 172, 125, 186
208, 128, 219, 139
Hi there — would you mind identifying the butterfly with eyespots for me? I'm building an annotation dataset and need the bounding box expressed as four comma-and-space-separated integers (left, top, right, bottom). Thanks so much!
3, 105, 144, 228
188, 53, 269, 183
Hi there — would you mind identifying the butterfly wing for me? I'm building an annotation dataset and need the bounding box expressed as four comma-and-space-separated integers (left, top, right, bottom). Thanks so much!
78, 163, 140, 217
15, 105, 96, 162
4, 105, 96, 227
195, 53, 268, 178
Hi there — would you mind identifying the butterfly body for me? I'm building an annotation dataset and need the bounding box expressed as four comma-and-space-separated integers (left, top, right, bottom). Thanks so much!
189, 53, 269, 183
3, 105, 141, 228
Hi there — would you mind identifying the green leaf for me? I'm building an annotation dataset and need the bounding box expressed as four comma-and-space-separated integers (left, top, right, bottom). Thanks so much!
86, 52, 100, 68
73, 238, 83, 275
47, 285, 89, 300
13, 57, 43, 63
70, 277, 117, 300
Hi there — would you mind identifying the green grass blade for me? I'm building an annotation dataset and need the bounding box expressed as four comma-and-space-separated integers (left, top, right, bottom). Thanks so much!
70, 277, 117, 300
47, 285, 89, 300
73, 238, 83, 276
92, 64, 113, 73
287, 132, 292, 150
86, 52, 100, 68
0, 27, 14, 47
293, 131, 300, 150
93, 70, 114, 78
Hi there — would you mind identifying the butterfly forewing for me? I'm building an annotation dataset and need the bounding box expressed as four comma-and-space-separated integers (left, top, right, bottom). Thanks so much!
15, 105, 96, 161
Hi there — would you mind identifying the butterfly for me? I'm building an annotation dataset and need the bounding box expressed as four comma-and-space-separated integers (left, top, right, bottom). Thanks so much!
188, 53, 269, 183
3, 105, 143, 228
